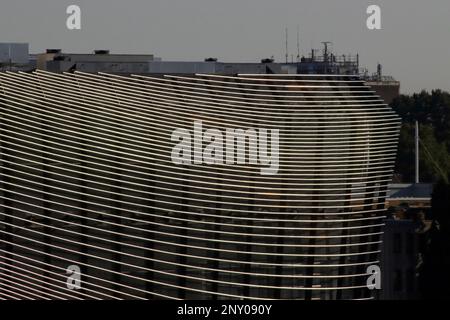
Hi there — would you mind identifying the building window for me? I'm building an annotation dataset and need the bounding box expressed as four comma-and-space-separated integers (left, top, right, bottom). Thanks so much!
394, 269, 403, 292
393, 233, 402, 254
406, 233, 415, 254
406, 268, 415, 293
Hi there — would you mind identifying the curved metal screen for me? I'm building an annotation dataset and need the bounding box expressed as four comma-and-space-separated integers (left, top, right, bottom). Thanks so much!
0, 71, 400, 300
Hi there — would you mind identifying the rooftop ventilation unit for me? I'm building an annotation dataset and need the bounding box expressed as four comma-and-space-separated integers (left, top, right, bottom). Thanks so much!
46, 49, 61, 54
94, 50, 110, 55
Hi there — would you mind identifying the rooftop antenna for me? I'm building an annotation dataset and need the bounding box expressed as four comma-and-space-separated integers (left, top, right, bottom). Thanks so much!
377, 63, 382, 81
415, 121, 420, 183
296, 25, 300, 62
321, 41, 332, 62
285, 27, 288, 64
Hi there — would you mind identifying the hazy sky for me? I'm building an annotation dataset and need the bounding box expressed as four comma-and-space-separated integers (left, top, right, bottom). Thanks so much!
0, 0, 449, 93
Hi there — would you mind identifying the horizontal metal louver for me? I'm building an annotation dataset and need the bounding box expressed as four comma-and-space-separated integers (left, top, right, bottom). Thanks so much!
0, 71, 401, 300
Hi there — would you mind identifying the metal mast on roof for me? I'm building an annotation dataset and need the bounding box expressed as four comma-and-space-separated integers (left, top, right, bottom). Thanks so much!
285, 27, 288, 64
321, 41, 332, 62
296, 25, 300, 63
415, 121, 420, 183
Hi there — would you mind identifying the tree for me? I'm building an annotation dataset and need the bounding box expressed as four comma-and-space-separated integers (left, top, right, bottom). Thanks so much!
391, 90, 450, 183
418, 176, 450, 299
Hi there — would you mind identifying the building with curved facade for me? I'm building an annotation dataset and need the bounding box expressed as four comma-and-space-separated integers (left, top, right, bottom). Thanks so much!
0, 70, 401, 299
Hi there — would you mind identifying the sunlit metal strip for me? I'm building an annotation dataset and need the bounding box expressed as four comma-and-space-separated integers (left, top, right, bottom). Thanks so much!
0, 193, 385, 250
1, 146, 395, 200
0, 72, 400, 299
0, 155, 394, 207
56, 72, 390, 114
0, 191, 385, 228
2, 99, 400, 171
201, 73, 364, 82
37, 71, 392, 112
0, 282, 38, 300
0, 228, 379, 294
2, 73, 399, 135
0, 179, 386, 243
1, 233, 282, 299
3, 73, 400, 135
0, 267, 75, 300
0, 200, 383, 275
1, 201, 385, 247
0, 249, 147, 300
0, 127, 398, 182
163, 74, 376, 93
0, 127, 397, 178
0, 241, 178, 300
0, 259, 112, 300
1, 177, 391, 221
1, 169, 393, 212
0, 105, 399, 173
53, 70, 385, 103
0, 209, 384, 283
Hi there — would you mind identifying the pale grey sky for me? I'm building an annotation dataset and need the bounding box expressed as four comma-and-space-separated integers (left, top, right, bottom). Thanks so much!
1, 0, 449, 93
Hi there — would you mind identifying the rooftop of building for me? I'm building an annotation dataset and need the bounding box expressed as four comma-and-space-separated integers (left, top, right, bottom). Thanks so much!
387, 183, 433, 201
0, 42, 397, 80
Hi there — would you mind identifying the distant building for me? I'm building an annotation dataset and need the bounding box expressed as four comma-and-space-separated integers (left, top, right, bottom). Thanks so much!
366, 78, 401, 105
32, 44, 400, 103
380, 218, 421, 300
0, 43, 33, 71
36, 49, 159, 73
1, 43, 400, 103
380, 183, 433, 300
387, 183, 433, 208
